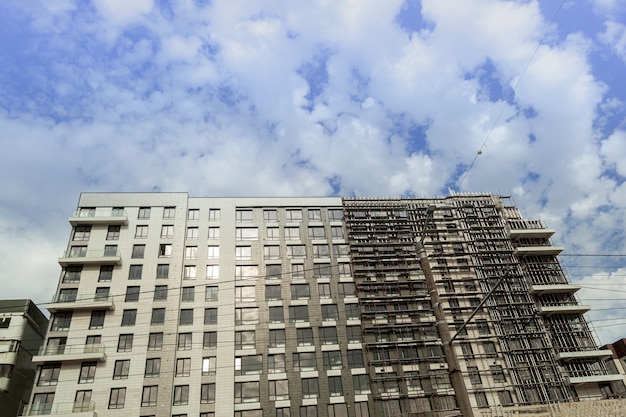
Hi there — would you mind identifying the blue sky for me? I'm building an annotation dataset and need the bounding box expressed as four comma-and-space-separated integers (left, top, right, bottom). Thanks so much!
2, 0, 626, 344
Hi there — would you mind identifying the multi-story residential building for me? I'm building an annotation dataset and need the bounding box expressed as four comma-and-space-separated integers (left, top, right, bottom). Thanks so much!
0, 299, 48, 417
23, 193, 622, 417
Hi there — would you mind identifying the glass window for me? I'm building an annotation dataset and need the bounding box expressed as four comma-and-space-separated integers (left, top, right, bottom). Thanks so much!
202, 357, 216, 375
186, 227, 198, 239
322, 304, 339, 321
234, 381, 259, 403
179, 309, 193, 325
302, 378, 319, 398
205, 286, 218, 301
148, 333, 163, 351
181, 287, 195, 302
236, 228, 258, 240
333, 244, 350, 257
266, 264, 281, 280
287, 245, 306, 258
128, 265, 142, 280
235, 265, 258, 280
345, 303, 360, 320
173, 385, 189, 406
267, 227, 280, 240
265, 285, 281, 300
132, 245, 145, 259
125, 286, 140, 302
308, 209, 322, 221
201, 383, 216, 404
328, 209, 343, 221
291, 264, 305, 279
269, 329, 285, 347
158, 244, 172, 257
207, 245, 219, 259
236, 286, 256, 303
264, 245, 280, 259
108, 387, 126, 409
290, 306, 309, 323
176, 358, 191, 377
286, 209, 302, 222
206, 265, 219, 280
63, 266, 82, 283
163, 206, 176, 219
346, 326, 362, 343
313, 263, 331, 278
296, 328, 313, 346
236, 210, 253, 222
268, 354, 285, 373
204, 308, 218, 325
291, 284, 310, 300
73, 225, 91, 241
203, 332, 217, 349
117, 334, 132, 352
348, 350, 364, 368
235, 355, 262, 375
38, 363, 61, 386
269, 306, 284, 323
318, 283, 331, 298
330, 226, 344, 239
74, 390, 92, 412
188, 209, 200, 220
323, 351, 342, 370
154, 285, 168, 301
208, 227, 220, 239
339, 283, 356, 297
308, 227, 325, 239
51, 312, 72, 331
263, 210, 278, 222
269, 379, 289, 401
135, 225, 148, 239
138, 207, 150, 219
106, 225, 120, 240
184, 266, 196, 279
235, 246, 252, 260
89, 311, 105, 330
78, 362, 97, 383
184, 246, 197, 259
177, 333, 192, 350
113, 360, 130, 379
491, 365, 506, 382
328, 376, 343, 397
141, 385, 158, 407
285, 227, 300, 240
235, 308, 259, 325
236, 331, 256, 350
69, 245, 87, 257
151, 308, 165, 325
353, 374, 371, 394
156, 264, 169, 279
145, 358, 160, 378
121, 309, 136, 326
312, 244, 330, 258
320, 327, 337, 345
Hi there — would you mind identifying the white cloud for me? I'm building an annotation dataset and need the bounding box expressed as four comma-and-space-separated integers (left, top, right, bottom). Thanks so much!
600, 20, 626, 63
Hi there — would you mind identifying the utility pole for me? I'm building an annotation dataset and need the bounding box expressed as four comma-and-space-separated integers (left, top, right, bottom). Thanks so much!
417, 206, 474, 417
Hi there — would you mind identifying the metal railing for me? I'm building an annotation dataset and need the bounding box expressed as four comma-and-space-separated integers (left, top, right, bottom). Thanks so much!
50, 294, 112, 304
21, 401, 95, 415
73, 208, 126, 218
62, 249, 121, 258
37, 344, 105, 356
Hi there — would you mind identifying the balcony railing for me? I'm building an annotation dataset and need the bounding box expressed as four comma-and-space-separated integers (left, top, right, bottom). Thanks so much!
69, 209, 128, 225
58, 249, 122, 267
21, 401, 96, 416
32, 344, 106, 363
47, 294, 114, 312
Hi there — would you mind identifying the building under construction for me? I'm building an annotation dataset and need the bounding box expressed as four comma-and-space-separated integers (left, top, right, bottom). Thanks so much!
23, 192, 621, 417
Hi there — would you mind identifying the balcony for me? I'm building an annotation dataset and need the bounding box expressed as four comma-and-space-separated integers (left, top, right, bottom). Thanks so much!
529, 284, 581, 296
21, 401, 96, 416
47, 295, 114, 313
58, 249, 122, 267
567, 373, 624, 385
69, 209, 128, 226
556, 349, 613, 362
514, 246, 563, 257
537, 304, 591, 316
32, 344, 106, 364
507, 228, 555, 240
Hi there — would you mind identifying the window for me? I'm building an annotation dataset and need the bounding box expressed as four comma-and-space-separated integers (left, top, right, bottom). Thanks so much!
206, 265, 219, 280
312, 244, 330, 258
291, 284, 310, 299
235, 356, 262, 376
97, 266, 113, 283
121, 309, 136, 326
330, 226, 344, 239
461, 342, 474, 359
58, 288, 77, 302
297, 328, 313, 346
300, 406, 317, 417
313, 263, 331, 278
134, 225, 148, 239
204, 308, 217, 325
128, 264, 142, 280
339, 283, 355, 297
145, 358, 160, 377
181, 287, 195, 302
498, 390, 513, 406
284, 227, 300, 240
236, 331, 256, 349
477, 320, 490, 335
125, 286, 140, 302
287, 245, 306, 258
469, 366, 482, 385
308, 209, 322, 221
264, 245, 280, 259
184, 266, 196, 279
177, 333, 192, 350
201, 383, 216, 404
132, 245, 145, 259
141, 385, 158, 407
161, 224, 174, 238
318, 283, 331, 298
320, 327, 338, 345
308, 226, 325, 239
235, 265, 258, 280
78, 362, 96, 383
205, 286, 218, 301
323, 351, 342, 370
89, 311, 105, 329
117, 334, 133, 352
179, 309, 193, 325
159, 244, 172, 257
51, 312, 72, 332
353, 374, 371, 394
328, 376, 343, 396
154, 285, 168, 301
106, 225, 120, 240
203, 332, 217, 348
475, 392, 489, 408
73, 225, 91, 241
32, 393, 55, 415
302, 378, 319, 398
328, 209, 343, 221
236, 210, 253, 222
347, 350, 364, 368
176, 358, 191, 377
333, 244, 349, 257
265, 285, 281, 300
235, 308, 259, 325
276, 409, 290, 417
263, 209, 278, 222
269, 380, 289, 401
289, 305, 309, 322
38, 363, 61, 386
267, 227, 280, 240
151, 308, 165, 325
138, 207, 151, 219
202, 356, 217, 375
269, 329, 285, 347
184, 246, 197, 259
74, 390, 92, 412
104, 244, 118, 256
113, 360, 130, 379
188, 209, 200, 220
338, 263, 351, 277
173, 385, 189, 406
345, 303, 360, 320
235, 246, 252, 260
207, 245, 219, 259
108, 387, 126, 409
322, 304, 339, 321
233, 287, 255, 305
63, 266, 82, 283
346, 326, 362, 343
236, 228, 258, 240
148, 333, 163, 350
187, 227, 198, 239
234, 381, 259, 403
208, 227, 220, 239
156, 264, 169, 279
69, 245, 87, 257
292, 263, 305, 279
491, 365, 506, 382
269, 306, 284, 323
266, 264, 282, 280
268, 354, 285, 373
286, 209, 302, 221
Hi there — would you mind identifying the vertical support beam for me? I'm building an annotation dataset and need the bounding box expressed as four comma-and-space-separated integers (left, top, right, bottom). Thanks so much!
417, 243, 474, 417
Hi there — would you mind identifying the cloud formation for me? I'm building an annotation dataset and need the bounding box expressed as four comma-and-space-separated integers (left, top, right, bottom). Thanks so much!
1, 0, 626, 344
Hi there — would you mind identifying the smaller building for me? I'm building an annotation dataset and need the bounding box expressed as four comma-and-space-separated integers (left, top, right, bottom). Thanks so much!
0, 300, 48, 417
601, 339, 626, 398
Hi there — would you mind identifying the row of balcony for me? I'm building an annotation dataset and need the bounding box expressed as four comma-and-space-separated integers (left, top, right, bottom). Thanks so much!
58, 249, 121, 267
69, 209, 128, 226
21, 401, 95, 416
46, 295, 114, 313
32, 344, 106, 364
